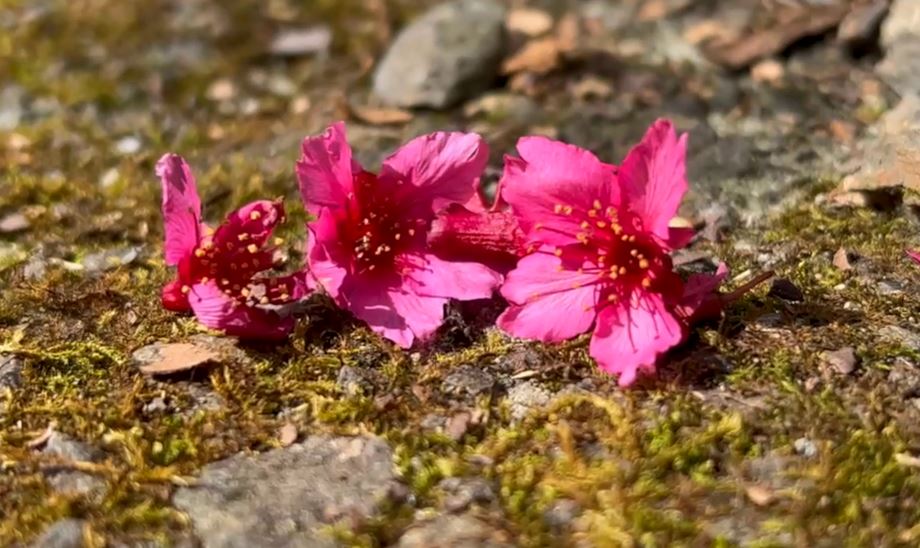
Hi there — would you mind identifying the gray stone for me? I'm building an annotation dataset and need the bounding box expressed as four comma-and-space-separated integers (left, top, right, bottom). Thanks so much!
0, 353, 23, 390
877, 37, 920, 96
336, 365, 376, 397
30, 518, 86, 548
506, 381, 552, 421
823, 347, 857, 375
793, 437, 817, 458
0, 212, 30, 233
173, 436, 401, 548
398, 514, 512, 548
0, 85, 24, 131
880, 325, 920, 352
881, 0, 920, 49
439, 477, 495, 513
269, 26, 332, 57
836, 94, 920, 199
373, 0, 506, 108
42, 433, 106, 497
543, 499, 581, 531
82, 246, 140, 274
443, 364, 495, 399
876, 279, 904, 295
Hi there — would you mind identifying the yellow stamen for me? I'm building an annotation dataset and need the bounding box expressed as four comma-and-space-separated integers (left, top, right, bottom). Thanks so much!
250, 210, 261, 220
247, 243, 258, 253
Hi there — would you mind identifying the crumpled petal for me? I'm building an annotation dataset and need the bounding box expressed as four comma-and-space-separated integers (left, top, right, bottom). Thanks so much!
188, 282, 294, 340
157, 154, 202, 265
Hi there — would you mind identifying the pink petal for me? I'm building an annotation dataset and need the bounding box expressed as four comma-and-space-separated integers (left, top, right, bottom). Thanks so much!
399, 252, 501, 300
157, 154, 202, 266
306, 207, 349, 299
618, 119, 689, 246
378, 131, 488, 217
589, 293, 683, 387
499, 250, 599, 304
339, 276, 416, 348
297, 122, 359, 214
908, 250, 920, 265
676, 263, 729, 321
497, 252, 598, 342
188, 282, 294, 340
387, 288, 448, 346
500, 137, 619, 246
666, 226, 695, 250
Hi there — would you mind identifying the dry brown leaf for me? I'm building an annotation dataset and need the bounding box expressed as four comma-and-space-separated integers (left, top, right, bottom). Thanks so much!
278, 423, 298, 447
702, 5, 849, 69
833, 247, 852, 271
349, 104, 413, 126
895, 453, 920, 468
137, 343, 220, 375
502, 37, 563, 75
638, 0, 691, 22
506, 8, 553, 37
27, 421, 57, 449
555, 14, 579, 53
683, 20, 740, 46
745, 484, 776, 506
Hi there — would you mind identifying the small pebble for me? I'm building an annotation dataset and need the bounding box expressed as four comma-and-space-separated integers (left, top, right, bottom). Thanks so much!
768, 278, 804, 302
794, 437, 817, 458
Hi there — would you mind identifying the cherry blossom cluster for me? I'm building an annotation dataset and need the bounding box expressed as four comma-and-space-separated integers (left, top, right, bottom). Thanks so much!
158, 119, 748, 386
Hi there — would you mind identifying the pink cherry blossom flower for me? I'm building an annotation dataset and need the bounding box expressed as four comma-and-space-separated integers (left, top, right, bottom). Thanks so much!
158, 154, 309, 340
296, 123, 502, 348
497, 119, 697, 386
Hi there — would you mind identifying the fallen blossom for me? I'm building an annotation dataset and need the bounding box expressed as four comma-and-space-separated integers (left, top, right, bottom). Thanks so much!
497, 119, 698, 386
296, 123, 502, 348
158, 154, 309, 339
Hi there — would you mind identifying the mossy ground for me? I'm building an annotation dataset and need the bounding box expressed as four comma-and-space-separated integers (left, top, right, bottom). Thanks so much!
3, 0, 920, 546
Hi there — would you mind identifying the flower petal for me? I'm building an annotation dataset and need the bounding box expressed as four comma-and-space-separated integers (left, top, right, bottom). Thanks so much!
388, 288, 448, 346
188, 282, 294, 340
297, 122, 358, 214
618, 119, 689, 245
379, 131, 488, 217
497, 252, 598, 342
909, 250, 920, 265
589, 292, 683, 387
400, 252, 502, 300
499, 250, 600, 305
306, 207, 350, 299
500, 137, 619, 246
675, 263, 729, 322
340, 276, 414, 348
157, 154, 202, 266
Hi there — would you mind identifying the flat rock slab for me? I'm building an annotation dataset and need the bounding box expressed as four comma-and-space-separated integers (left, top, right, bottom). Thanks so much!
173, 435, 400, 548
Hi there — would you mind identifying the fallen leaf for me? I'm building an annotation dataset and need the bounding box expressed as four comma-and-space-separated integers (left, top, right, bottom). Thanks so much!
349, 104, 413, 125
750, 59, 785, 84
135, 343, 220, 375
895, 453, 920, 468
768, 278, 804, 303
745, 484, 776, 507
833, 247, 852, 271
702, 5, 849, 69
27, 421, 57, 449
502, 37, 563, 75
829, 120, 856, 144
506, 8, 553, 37
278, 423, 298, 447
683, 20, 740, 46
822, 346, 858, 375
446, 411, 472, 442
638, 0, 691, 22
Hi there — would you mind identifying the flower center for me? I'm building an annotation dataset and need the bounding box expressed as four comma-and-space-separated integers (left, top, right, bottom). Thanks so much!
182, 202, 294, 307
537, 199, 671, 305
346, 171, 426, 274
